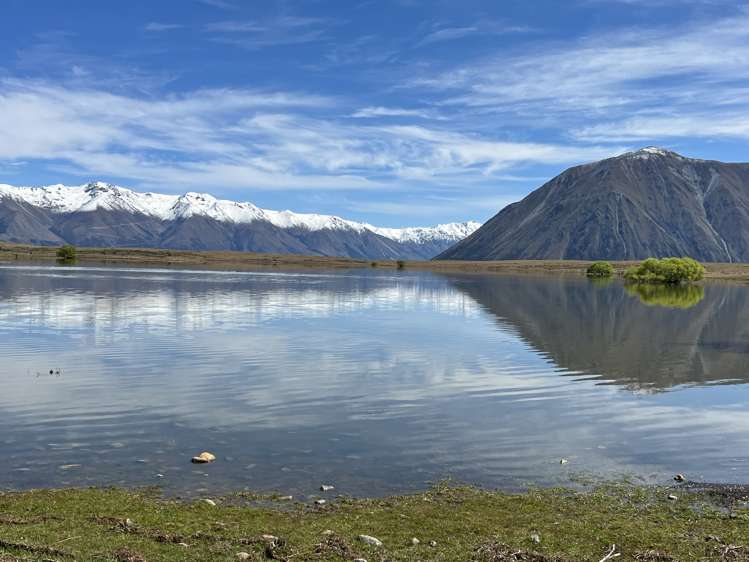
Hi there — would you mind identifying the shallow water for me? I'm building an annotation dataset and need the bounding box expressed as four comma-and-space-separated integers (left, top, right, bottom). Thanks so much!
1, 264, 748, 497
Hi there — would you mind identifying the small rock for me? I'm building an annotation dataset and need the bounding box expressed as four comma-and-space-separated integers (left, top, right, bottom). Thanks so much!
278, 495, 293, 501
236, 553, 252, 561
320, 484, 335, 492
674, 473, 686, 482
411, 537, 420, 546
124, 518, 136, 529
156, 474, 164, 478
358, 535, 383, 547
177, 542, 190, 548
667, 494, 678, 501
530, 534, 541, 544
323, 529, 334, 536
314, 499, 326, 505
559, 459, 569, 465
191, 452, 216, 464
261, 534, 278, 542
202, 499, 217, 506
354, 559, 367, 562
429, 540, 437, 547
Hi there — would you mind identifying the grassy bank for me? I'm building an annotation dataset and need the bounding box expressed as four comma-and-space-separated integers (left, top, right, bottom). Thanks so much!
3, 241, 749, 281
1, 484, 748, 561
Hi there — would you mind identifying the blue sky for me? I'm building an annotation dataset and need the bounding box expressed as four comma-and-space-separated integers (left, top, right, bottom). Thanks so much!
0, 0, 747, 226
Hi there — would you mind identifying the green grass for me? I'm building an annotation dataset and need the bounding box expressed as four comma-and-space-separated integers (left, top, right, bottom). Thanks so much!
0, 484, 748, 561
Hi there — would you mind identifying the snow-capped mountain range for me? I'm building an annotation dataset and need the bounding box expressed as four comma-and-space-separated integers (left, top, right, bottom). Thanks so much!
0, 182, 480, 260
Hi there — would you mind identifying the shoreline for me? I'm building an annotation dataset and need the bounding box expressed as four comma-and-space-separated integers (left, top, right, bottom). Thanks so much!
3, 241, 749, 281
0, 483, 747, 561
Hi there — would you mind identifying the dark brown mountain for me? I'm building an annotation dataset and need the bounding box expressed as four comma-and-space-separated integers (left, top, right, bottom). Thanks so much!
438, 147, 749, 262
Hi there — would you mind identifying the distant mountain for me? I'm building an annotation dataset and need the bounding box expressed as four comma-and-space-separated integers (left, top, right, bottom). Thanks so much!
438, 147, 749, 262
0, 182, 480, 260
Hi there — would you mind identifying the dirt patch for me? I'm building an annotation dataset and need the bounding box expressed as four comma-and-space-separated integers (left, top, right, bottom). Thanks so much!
113, 548, 148, 562
473, 541, 571, 562
0, 538, 70, 558
313, 533, 356, 559
709, 544, 749, 561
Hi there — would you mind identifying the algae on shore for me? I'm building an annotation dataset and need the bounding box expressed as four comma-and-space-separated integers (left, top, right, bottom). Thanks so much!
0, 484, 748, 561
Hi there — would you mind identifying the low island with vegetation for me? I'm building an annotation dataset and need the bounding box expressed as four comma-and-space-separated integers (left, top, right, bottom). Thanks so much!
624, 257, 705, 284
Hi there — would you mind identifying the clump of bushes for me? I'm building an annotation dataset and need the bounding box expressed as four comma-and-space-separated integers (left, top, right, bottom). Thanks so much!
624, 257, 704, 284
586, 261, 614, 278
56, 244, 77, 261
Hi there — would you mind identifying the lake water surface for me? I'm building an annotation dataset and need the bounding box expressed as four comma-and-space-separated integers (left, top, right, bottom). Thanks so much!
1, 264, 749, 498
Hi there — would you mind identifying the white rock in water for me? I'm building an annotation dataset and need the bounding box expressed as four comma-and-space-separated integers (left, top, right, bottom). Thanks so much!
358, 535, 383, 547
314, 499, 326, 505
278, 495, 293, 501
320, 484, 335, 492
202, 499, 217, 506
191, 452, 216, 464
560, 459, 569, 465
674, 474, 686, 482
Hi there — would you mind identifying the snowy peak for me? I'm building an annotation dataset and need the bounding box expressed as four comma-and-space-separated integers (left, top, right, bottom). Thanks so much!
622, 147, 686, 160
370, 221, 482, 243
0, 182, 480, 245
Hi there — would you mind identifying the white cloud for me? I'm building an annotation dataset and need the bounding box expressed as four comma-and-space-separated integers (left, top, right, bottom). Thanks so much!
350, 106, 435, 119
410, 9, 749, 128
144, 22, 184, 32
0, 80, 617, 192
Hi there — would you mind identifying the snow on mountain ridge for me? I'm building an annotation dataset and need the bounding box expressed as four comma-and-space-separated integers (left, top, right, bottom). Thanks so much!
0, 182, 479, 243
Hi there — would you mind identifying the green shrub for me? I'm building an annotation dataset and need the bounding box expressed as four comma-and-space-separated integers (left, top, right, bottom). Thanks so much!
56, 244, 77, 261
624, 257, 704, 284
586, 261, 614, 278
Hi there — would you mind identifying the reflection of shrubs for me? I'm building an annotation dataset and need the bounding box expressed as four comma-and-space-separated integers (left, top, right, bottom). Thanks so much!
56, 244, 77, 261
396, 260, 405, 270
586, 261, 614, 278
626, 283, 705, 309
624, 257, 704, 284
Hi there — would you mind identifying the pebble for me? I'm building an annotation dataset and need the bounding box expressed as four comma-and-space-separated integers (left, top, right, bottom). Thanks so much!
323, 529, 334, 536
358, 535, 383, 547
202, 499, 217, 506
124, 518, 136, 529
667, 494, 678, 501
429, 540, 437, 547
314, 499, 326, 505
278, 495, 293, 501
411, 537, 420, 546
261, 534, 278, 542
191, 452, 216, 464
354, 559, 367, 562
236, 553, 252, 561
320, 484, 335, 492
559, 459, 569, 465
674, 473, 686, 482
530, 534, 541, 544
177, 543, 190, 548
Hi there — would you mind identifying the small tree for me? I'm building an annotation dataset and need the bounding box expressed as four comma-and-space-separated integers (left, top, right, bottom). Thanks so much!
624, 257, 704, 284
56, 244, 77, 261
586, 261, 614, 278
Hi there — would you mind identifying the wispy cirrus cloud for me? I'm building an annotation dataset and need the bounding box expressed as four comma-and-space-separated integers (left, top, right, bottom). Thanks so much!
144, 22, 184, 32
410, 8, 749, 126
204, 15, 334, 48
0, 79, 616, 193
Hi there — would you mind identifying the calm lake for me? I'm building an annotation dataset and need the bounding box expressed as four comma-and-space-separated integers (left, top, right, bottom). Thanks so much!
1, 264, 748, 498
